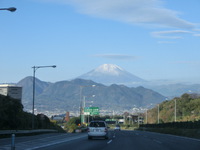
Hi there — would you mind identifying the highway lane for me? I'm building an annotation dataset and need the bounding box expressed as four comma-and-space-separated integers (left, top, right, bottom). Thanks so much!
38, 130, 200, 150
105, 130, 200, 150
39, 136, 110, 150
1, 130, 200, 150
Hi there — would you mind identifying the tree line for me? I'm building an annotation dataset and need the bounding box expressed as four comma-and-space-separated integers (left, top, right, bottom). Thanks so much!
0, 95, 62, 131
145, 93, 200, 124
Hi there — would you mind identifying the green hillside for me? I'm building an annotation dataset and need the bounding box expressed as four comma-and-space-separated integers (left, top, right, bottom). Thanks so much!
146, 93, 200, 124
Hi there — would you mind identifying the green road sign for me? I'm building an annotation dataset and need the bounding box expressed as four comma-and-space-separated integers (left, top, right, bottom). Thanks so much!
84, 107, 99, 115
105, 119, 117, 121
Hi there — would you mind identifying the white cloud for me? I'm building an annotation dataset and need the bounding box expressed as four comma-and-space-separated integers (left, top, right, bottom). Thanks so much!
48, 0, 196, 29
157, 41, 176, 44
151, 30, 193, 39
93, 54, 137, 60
172, 61, 200, 65
193, 34, 200, 37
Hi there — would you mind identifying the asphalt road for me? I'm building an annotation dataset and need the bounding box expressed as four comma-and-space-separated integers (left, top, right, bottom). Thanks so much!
1, 130, 200, 150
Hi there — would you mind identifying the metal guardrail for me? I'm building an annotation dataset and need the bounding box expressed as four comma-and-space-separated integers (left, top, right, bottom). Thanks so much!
0, 129, 58, 135
140, 120, 200, 129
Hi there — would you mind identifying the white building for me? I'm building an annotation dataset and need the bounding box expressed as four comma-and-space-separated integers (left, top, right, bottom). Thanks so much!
0, 84, 22, 102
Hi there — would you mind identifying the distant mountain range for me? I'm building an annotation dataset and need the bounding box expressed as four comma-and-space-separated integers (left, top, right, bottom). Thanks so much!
146, 83, 200, 98
12, 63, 200, 115
17, 77, 165, 114
78, 64, 200, 98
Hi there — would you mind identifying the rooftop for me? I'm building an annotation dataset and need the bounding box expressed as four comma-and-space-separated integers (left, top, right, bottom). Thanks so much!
0, 84, 21, 87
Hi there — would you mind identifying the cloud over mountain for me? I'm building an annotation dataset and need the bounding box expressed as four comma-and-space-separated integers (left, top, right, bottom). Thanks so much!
93, 54, 137, 60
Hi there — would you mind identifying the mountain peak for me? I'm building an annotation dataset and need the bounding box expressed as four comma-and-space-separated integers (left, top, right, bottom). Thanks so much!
94, 64, 123, 75
77, 64, 146, 85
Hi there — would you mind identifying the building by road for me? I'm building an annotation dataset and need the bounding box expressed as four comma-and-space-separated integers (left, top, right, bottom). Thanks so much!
0, 84, 22, 102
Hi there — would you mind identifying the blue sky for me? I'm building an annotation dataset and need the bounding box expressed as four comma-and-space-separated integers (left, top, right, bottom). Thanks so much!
1, 0, 200, 84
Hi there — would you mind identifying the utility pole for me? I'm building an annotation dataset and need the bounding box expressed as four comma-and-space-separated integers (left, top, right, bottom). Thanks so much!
157, 104, 160, 124
175, 99, 177, 122
146, 109, 148, 124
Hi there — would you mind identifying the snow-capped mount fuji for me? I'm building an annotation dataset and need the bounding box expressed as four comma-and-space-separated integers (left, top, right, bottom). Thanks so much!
94, 64, 124, 75
77, 64, 146, 86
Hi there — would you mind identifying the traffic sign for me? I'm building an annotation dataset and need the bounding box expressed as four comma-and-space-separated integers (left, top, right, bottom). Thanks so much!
84, 107, 99, 115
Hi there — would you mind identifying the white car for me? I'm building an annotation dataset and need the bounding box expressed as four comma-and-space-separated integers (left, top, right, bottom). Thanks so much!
114, 125, 121, 131
87, 120, 109, 140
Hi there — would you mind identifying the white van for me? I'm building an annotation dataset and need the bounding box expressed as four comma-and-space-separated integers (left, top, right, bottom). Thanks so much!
87, 120, 109, 140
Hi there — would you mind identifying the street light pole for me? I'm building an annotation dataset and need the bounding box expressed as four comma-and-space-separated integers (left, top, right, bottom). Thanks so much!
79, 85, 96, 125
0, 7, 17, 12
83, 95, 95, 124
175, 99, 177, 122
32, 65, 56, 129
32, 67, 36, 130
80, 86, 83, 125
146, 109, 148, 124
157, 104, 160, 124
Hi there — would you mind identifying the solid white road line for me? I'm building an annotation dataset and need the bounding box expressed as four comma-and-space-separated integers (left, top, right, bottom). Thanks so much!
153, 139, 162, 144
107, 140, 112, 144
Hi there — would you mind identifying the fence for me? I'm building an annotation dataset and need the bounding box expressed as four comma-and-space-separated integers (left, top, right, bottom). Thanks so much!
140, 120, 200, 129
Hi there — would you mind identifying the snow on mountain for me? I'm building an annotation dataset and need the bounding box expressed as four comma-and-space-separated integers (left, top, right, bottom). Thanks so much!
94, 64, 124, 75
77, 64, 146, 85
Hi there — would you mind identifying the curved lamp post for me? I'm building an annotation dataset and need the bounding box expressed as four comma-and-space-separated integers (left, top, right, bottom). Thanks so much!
0, 7, 17, 12
83, 95, 95, 124
32, 65, 56, 129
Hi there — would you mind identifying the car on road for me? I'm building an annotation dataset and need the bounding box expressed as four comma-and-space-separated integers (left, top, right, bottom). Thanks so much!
87, 120, 109, 140
114, 125, 121, 131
